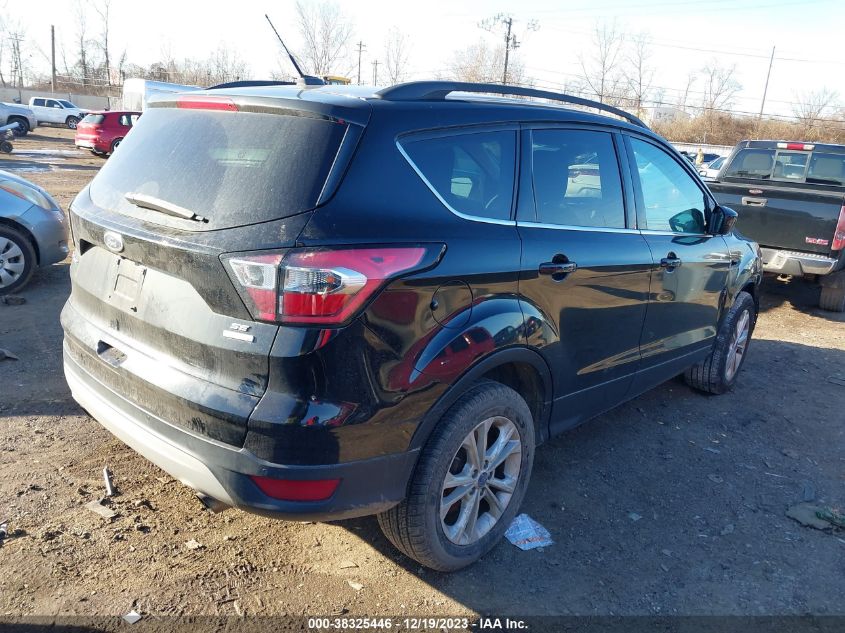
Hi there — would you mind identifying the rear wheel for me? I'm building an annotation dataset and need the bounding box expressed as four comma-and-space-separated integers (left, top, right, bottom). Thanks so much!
9, 118, 28, 136
66, 116, 80, 129
110, 138, 123, 154
0, 225, 36, 294
0, 141, 12, 154
684, 291, 756, 394
378, 382, 535, 571
820, 286, 845, 312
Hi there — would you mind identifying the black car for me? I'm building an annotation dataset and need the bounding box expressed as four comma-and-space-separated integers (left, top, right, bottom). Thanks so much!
61, 81, 762, 571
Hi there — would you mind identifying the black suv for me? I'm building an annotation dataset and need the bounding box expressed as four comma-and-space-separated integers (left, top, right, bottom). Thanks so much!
62, 81, 762, 571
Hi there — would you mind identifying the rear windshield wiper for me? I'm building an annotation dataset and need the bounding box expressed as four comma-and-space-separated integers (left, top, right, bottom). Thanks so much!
124, 192, 208, 223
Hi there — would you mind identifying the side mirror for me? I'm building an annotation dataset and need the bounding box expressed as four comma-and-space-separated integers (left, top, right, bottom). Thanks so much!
710, 205, 738, 235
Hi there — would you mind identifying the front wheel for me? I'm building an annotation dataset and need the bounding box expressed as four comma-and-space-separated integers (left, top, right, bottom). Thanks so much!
0, 225, 36, 294
66, 116, 80, 129
378, 381, 535, 571
684, 291, 757, 394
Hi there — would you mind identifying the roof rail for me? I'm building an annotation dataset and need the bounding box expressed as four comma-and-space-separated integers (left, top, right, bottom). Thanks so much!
375, 81, 647, 129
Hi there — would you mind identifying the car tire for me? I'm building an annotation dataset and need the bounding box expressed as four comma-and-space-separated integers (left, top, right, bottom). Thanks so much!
0, 225, 37, 295
9, 118, 28, 137
66, 116, 80, 129
0, 140, 12, 154
684, 291, 756, 394
378, 381, 535, 571
110, 138, 123, 154
819, 286, 845, 312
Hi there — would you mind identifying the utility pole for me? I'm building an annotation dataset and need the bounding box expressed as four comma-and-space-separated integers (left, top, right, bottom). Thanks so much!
479, 14, 538, 85
372, 59, 379, 86
356, 41, 367, 85
758, 45, 775, 119
51, 25, 57, 93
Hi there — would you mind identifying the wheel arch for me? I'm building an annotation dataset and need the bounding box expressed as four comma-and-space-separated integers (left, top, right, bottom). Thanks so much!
409, 346, 553, 452
0, 217, 40, 265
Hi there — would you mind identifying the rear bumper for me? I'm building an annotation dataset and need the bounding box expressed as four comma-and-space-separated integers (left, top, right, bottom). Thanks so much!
760, 247, 838, 276
64, 346, 418, 521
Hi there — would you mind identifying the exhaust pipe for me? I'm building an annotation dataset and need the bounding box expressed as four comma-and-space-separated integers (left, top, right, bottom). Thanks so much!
196, 493, 229, 514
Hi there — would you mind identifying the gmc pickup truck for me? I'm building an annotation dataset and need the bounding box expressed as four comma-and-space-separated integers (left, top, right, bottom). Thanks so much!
709, 140, 845, 311
0, 102, 38, 136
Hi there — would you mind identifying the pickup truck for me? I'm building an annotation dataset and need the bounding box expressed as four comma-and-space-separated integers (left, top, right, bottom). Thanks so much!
709, 140, 845, 311
0, 102, 38, 136
27, 97, 87, 129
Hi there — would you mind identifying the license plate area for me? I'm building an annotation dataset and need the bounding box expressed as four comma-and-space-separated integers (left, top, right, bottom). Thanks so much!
108, 257, 147, 310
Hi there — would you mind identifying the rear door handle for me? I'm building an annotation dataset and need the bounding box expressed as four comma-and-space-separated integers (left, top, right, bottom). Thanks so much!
539, 260, 577, 280
741, 196, 767, 207
660, 255, 682, 270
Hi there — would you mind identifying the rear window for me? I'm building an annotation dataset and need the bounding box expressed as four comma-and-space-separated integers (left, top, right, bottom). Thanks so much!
89, 107, 348, 230
724, 148, 845, 186
82, 114, 105, 125
400, 129, 516, 221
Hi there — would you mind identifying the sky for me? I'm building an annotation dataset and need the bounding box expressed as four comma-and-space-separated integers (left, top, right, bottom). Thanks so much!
8, 0, 845, 119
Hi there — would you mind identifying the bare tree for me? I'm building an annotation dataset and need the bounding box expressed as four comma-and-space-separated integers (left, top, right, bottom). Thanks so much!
207, 44, 250, 84
384, 27, 410, 85
793, 88, 839, 139
91, 0, 112, 85
295, 0, 353, 77
447, 39, 527, 86
676, 72, 697, 112
625, 33, 654, 116
3, 18, 28, 88
578, 21, 626, 105
700, 60, 741, 112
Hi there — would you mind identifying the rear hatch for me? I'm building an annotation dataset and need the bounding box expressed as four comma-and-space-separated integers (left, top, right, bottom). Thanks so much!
76, 113, 104, 141
63, 89, 367, 446
716, 145, 845, 254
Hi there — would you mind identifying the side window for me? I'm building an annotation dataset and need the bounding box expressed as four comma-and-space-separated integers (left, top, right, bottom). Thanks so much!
33, 99, 46, 107
401, 129, 516, 221
119, 114, 131, 127
531, 129, 625, 228
47, 100, 61, 109
630, 138, 708, 234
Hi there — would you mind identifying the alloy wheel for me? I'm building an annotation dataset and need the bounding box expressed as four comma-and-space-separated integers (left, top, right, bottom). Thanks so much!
440, 415, 522, 546
725, 310, 750, 381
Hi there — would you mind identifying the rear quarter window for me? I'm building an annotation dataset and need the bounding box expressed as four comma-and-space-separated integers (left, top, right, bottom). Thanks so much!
399, 129, 516, 222
88, 107, 349, 230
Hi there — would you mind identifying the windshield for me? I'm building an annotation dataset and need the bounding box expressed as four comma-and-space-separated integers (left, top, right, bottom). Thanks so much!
89, 106, 349, 230
59, 100, 76, 108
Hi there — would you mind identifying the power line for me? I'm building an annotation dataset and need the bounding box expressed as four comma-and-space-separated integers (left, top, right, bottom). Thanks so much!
479, 13, 539, 85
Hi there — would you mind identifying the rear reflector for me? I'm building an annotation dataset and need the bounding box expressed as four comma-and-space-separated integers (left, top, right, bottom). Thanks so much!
176, 95, 238, 111
777, 142, 814, 151
250, 476, 340, 501
832, 205, 845, 251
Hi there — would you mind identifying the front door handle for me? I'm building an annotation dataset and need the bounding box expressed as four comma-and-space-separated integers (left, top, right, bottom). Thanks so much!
539, 260, 577, 281
741, 196, 767, 207
660, 254, 682, 270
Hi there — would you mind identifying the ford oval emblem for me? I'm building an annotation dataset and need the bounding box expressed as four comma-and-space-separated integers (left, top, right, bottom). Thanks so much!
103, 231, 124, 253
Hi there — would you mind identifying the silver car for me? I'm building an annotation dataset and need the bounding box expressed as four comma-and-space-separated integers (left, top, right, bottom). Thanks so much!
0, 170, 68, 293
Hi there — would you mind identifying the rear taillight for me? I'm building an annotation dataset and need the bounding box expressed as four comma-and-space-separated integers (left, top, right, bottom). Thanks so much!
833, 205, 845, 251
777, 142, 815, 151
224, 246, 436, 326
176, 95, 238, 111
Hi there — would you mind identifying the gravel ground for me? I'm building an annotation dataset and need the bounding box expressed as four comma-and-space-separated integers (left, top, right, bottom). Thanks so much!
1, 127, 843, 625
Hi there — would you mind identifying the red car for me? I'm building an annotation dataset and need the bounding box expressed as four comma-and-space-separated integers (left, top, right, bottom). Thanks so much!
74, 111, 140, 156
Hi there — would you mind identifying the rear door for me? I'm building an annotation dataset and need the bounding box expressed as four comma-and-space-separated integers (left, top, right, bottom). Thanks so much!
516, 126, 653, 431
624, 135, 731, 393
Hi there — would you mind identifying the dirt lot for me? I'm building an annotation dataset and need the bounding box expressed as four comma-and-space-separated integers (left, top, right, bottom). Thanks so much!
1, 127, 844, 625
